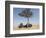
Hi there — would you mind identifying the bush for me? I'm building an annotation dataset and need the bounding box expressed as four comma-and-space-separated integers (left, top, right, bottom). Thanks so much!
19, 23, 23, 28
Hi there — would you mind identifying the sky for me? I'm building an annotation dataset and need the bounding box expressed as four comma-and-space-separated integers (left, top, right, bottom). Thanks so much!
13, 8, 39, 28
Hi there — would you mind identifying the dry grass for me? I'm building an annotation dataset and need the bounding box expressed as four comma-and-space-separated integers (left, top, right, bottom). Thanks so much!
13, 25, 39, 30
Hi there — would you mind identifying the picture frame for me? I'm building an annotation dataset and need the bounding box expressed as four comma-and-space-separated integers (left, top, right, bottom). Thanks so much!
5, 1, 45, 37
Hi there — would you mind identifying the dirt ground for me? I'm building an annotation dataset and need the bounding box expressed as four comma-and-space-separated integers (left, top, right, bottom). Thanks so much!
13, 25, 39, 30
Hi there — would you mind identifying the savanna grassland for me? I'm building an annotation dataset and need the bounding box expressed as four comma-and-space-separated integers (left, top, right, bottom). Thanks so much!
13, 24, 39, 30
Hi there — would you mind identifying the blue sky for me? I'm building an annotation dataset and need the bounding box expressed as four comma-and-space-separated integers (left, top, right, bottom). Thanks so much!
13, 8, 39, 27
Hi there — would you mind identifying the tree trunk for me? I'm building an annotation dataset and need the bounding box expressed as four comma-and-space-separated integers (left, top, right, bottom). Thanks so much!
27, 17, 29, 27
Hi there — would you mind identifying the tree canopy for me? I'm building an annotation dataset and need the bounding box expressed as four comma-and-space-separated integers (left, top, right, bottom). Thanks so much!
18, 8, 32, 18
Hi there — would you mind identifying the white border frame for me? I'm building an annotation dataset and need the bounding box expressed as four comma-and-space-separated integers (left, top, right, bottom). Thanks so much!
10, 4, 43, 34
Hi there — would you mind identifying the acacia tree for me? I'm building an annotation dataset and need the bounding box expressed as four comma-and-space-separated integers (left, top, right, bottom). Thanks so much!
18, 8, 32, 27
